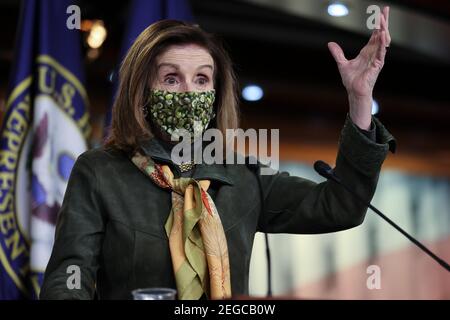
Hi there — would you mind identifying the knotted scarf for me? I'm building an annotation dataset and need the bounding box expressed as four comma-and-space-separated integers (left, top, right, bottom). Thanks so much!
131, 150, 232, 300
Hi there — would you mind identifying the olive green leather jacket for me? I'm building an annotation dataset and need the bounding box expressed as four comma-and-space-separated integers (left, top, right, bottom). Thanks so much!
40, 116, 395, 299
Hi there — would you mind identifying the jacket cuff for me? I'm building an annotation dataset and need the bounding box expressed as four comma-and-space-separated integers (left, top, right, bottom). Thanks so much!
356, 121, 376, 141
338, 114, 396, 176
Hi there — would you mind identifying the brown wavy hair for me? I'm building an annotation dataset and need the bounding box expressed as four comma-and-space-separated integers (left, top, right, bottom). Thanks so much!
105, 20, 239, 153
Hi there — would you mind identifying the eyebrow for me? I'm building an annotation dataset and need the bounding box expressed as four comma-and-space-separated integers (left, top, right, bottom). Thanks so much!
197, 64, 214, 71
157, 63, 214, 72
157, 63, 179, 71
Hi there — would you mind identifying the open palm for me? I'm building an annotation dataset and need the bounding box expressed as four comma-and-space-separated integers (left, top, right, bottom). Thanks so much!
328, 6, 391, 98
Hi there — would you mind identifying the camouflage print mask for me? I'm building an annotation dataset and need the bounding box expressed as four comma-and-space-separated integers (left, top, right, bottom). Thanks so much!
147, 89, 216, 141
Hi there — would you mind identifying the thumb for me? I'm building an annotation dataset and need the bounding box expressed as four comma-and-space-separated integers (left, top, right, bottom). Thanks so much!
327, 42, 347, 66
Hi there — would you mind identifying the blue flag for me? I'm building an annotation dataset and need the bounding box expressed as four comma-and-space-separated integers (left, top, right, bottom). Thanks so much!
0, 0, 90, 299
104, 0, 193, 131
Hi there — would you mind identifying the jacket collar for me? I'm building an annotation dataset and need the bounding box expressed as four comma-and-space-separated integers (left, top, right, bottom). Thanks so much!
140, 138, 234, 186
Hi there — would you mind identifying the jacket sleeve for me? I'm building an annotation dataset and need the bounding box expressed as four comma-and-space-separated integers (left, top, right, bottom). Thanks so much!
40, 151, 105, 299
257, 115, 396, 234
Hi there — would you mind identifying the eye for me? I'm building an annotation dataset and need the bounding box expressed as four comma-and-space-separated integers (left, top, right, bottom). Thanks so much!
196, 75, 210, 86
163, 74, 179, 85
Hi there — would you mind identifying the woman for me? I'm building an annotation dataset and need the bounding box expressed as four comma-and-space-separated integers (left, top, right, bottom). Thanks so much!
41, 8, 395, 300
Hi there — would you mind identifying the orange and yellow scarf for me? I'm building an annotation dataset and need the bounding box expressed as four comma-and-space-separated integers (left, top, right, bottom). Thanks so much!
131, 150, 231, 300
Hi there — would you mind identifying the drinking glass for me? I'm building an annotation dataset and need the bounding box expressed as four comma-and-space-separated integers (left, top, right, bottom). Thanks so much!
131, 288, 177, 300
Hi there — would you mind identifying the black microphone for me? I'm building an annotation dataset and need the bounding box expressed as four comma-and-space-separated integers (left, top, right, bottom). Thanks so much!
314, 160, 337, 181
314, 160, 450, 272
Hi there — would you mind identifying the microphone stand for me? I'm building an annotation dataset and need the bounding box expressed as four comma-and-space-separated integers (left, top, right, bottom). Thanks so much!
314, 160, 450, 272
264, 233, 272, 297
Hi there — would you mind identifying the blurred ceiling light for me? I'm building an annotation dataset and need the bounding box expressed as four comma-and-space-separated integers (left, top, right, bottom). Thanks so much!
372, 99, 379, 115
242, 84, 264, 101
86, 20, 107, 49
80, 19, 93, 32
327, 2, 349, 17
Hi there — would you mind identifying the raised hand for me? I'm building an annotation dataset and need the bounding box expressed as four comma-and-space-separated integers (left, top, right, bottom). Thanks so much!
328, 6, 391, 130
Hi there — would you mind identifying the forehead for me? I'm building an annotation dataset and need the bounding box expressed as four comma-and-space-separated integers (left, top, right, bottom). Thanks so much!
156, 43, 214, 67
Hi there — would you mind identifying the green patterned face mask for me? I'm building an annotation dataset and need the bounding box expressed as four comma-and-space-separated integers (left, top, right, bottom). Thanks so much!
147, 89, 216, 140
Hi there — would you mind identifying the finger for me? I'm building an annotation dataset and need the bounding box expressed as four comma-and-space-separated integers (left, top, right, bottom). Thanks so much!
383, 6, 390, 29
327, 42, 348, 66
361, 29, 379, 58
369, 28, 379, 45
375, 31, 387, 62
383, 6, 391, 46
380, 11, 387, 31
379, 12, 388, 41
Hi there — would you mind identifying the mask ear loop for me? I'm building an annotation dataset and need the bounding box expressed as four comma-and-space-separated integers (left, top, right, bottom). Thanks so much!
141, 88, 151, 118
207, 99, 217, 129
211, 90, 217, 128
205, 100, 217, 130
